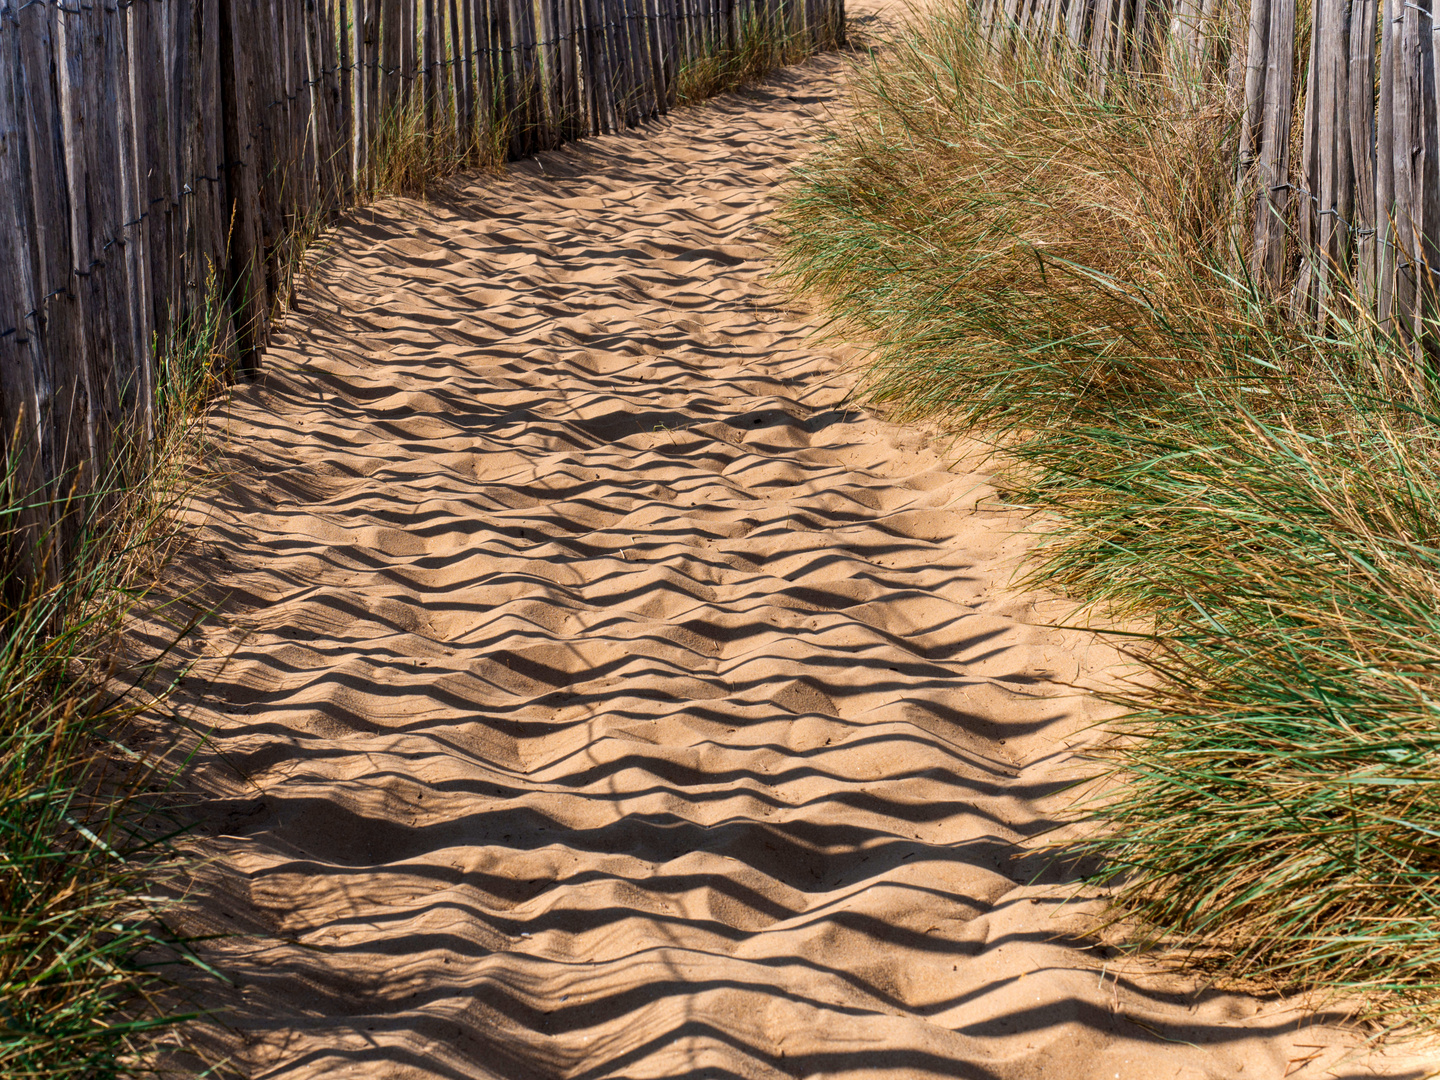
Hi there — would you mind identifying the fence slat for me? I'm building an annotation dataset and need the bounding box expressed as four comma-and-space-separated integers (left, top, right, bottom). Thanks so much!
0, 8, 59, 515
1249, 0, 1295, 292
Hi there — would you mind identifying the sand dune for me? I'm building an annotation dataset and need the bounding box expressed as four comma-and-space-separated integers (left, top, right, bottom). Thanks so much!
148, 23, 1436, 1080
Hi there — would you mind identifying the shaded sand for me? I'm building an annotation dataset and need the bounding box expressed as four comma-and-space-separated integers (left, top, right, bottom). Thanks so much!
148, 29, 1437, 1080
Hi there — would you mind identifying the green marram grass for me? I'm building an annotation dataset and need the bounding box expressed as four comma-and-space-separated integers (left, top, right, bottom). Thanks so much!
0, 271, 232, 1075
0, 479, 177, 1078
777, 0, 1440, 1019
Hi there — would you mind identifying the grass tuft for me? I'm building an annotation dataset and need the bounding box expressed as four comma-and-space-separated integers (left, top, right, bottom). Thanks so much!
367, 94, 512, 198
778, 0, 1440, 1021
675, 6, 846, 103
0, 273, 231, 1076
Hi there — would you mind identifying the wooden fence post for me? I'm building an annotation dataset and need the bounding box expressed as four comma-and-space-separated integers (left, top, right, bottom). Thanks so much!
0, 12, 58, 529
1347, 0, 1377, 316
220, 0, 268, 370
423, 0, 438, 128
1391, 0, 1437, 347
1375, 0, 1396, 333
1250, 0, 1296, 294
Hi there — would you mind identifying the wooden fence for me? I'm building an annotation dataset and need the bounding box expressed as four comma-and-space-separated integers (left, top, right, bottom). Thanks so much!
977, 0, 1438, 352
0, 0, 843, 545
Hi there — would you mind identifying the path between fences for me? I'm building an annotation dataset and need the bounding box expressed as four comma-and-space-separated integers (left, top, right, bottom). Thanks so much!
152, 32, 1434, 1080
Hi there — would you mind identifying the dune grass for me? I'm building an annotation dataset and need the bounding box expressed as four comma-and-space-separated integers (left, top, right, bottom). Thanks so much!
366, 94, 514, 197
0, 273, 232, 1076
0, 486, 177, 1079
777, 2, 1440, 1018
674, 5, 847, 103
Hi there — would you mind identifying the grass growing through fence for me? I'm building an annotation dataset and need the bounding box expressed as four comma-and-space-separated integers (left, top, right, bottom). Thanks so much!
778, 1, 1440, 1020
368, 94, 513, 197
0, 274, 231, 1076
674, 8, 846, 103
355, 7, 846, 197
157, 269, 234, 435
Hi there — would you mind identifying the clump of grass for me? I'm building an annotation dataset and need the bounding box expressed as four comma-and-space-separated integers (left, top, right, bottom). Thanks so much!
0, 275, 230, 1075
780, 8, 1279, 428
156, 266, 234, 440
368, 94, 511, 197
778, 0, 1440, 1021
0, 477, 175, 1078
675, 5, 845, 103
1036, 402, 1440, 992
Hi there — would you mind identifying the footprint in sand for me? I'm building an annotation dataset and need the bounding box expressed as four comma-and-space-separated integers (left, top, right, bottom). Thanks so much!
153, 7, 1434, 1079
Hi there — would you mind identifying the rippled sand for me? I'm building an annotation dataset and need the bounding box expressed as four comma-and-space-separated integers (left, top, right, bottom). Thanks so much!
149, 24, 1436, 1080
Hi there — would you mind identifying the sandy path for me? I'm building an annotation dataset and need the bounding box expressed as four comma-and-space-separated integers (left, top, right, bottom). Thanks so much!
155, 32, 1434, 1080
